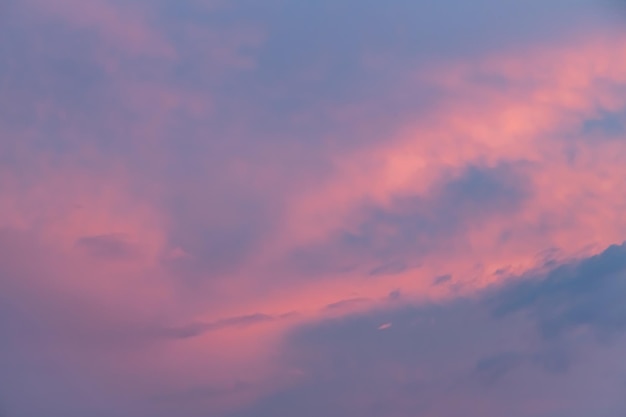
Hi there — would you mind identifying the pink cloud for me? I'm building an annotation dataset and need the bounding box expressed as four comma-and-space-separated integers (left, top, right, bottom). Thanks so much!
3, 4, 626, 414
22, 0, 176, 59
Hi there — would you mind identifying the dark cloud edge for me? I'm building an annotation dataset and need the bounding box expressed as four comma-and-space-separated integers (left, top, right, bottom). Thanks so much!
226, 241, 626, 417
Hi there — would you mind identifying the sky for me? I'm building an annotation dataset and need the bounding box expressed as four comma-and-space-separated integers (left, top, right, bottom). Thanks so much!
3, 0, 626, 416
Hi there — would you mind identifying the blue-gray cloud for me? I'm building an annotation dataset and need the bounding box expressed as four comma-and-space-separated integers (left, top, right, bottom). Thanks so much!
284, 162, 531, 278
493, 242, 626, 340
232, 242, 626, 417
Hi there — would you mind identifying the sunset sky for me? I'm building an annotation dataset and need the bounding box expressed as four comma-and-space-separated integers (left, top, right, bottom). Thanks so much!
3, 1, 626, 416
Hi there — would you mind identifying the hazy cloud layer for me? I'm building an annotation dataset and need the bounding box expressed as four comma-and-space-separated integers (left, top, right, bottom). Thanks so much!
2, 0, 626, 416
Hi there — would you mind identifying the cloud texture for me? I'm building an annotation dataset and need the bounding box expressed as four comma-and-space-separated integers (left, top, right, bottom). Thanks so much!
2, 0, 626, 416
